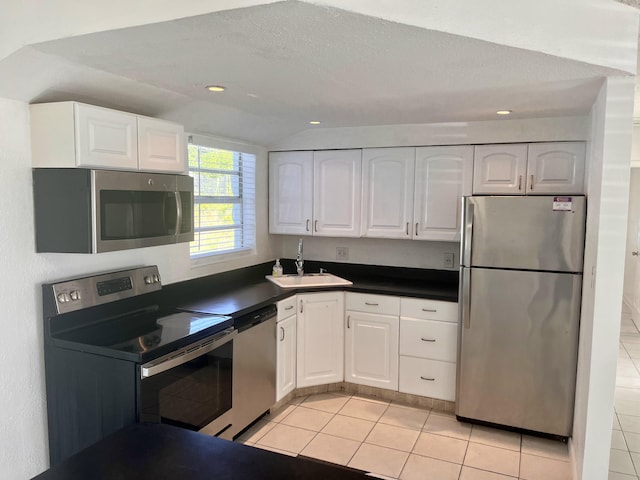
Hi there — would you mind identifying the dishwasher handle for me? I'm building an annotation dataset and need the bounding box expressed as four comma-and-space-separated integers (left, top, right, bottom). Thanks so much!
235, 305, 277, 333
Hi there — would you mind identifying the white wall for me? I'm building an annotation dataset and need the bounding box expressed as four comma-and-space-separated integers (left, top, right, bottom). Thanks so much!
0, 97, 277, 479
571, 76, 635, 480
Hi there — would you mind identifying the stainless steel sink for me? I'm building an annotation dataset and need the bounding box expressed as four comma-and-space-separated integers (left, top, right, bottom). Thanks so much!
266, 273, 353, 289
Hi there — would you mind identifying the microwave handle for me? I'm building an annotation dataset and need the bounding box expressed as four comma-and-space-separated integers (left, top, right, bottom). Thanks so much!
174, 191, 183, 235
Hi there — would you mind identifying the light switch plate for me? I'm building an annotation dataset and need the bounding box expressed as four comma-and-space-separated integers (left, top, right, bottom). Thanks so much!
336, 246, 349, 260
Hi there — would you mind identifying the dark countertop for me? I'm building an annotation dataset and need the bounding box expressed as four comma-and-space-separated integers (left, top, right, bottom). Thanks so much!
32, 423, 369, 480
175, 260, 459, 317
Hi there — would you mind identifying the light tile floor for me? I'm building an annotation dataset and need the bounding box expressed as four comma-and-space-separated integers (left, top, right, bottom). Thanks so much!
610, 304, 640, 479
236, 392, 572, 479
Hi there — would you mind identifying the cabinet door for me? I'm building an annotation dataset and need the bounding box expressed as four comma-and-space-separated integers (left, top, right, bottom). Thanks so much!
297, 292, 344, 387
362, 148, 415, 238
137, 117, 185, 173
74, 103, 138, 170
472, 144, 528, 195
269, 151, 314, 235
276, 314, 297, 401
345, 311, 399, 390
526, 142, 586, 194
414, 146, 473, 241
313, 150, 362, 237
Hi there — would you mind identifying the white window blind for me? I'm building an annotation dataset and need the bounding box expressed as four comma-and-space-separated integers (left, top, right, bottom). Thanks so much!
188, 140, 256, 258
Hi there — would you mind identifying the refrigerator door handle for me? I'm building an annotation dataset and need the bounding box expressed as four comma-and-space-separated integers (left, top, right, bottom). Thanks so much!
461, 199, 473, 266
462, 268, 471, 329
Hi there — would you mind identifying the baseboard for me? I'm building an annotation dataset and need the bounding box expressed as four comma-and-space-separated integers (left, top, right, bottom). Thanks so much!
623, 296, 640, 332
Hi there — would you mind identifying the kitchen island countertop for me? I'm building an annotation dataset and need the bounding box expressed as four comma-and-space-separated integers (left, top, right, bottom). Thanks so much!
32, 423, 369, 480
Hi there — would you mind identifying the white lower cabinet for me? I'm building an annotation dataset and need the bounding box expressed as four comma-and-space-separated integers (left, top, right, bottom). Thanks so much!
276, 296, 297, 401
345, 310, 399, 390
399, 297, 459, 401
398, 356, 456, 400
296, 292, 344, 388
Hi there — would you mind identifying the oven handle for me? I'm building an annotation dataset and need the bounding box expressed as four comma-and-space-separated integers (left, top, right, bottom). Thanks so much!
140, 328, 237, 379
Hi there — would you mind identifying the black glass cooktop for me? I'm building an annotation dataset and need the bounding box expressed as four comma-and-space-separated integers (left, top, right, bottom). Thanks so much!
54, 309, 233, 361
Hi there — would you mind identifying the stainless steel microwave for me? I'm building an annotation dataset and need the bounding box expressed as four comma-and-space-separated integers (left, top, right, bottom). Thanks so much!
33, 168, 194, 253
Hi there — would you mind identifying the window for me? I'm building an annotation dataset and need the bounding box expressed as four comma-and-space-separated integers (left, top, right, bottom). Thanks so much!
188, 139, 256, 258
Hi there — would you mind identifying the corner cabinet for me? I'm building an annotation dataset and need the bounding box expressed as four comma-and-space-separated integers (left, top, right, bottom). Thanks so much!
345, 293, 399, 390
269, 150, 362, 237
30, 101, 185, 173
276, 296, 297, 402
473, 142, 585, 195
296, 292, 344, 388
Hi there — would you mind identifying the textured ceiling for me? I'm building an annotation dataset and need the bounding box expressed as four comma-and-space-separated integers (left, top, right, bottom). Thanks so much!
0, 1, 624, 146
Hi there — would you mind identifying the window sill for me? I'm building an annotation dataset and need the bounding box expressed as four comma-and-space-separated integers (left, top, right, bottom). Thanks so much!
190, 247, 256, 269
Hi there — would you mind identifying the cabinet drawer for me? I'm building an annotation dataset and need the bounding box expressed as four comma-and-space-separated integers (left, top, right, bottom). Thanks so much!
399, 356, 456, 401
400, 318, 457, 362
400, 298, 458, 322
346, 293, 399, 316
277, 296, 297, 322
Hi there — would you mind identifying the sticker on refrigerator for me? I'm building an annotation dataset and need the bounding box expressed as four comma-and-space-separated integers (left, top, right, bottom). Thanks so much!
553, 196, 572, 211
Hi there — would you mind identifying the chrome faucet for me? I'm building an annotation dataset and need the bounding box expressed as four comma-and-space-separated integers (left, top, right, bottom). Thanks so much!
295, 238, 304, 276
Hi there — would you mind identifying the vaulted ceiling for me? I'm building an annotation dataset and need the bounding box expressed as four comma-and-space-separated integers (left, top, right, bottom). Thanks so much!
0, 1, 632, 146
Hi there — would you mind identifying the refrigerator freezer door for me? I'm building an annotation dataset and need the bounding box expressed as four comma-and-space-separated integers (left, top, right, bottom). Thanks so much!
456, 267, 581, 436
462, 196, 585, 272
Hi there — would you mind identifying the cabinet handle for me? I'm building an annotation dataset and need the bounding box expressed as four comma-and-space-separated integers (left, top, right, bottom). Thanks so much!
420, 376, 435, 381
306, 219, 310, 232
530, 174, 534, 190
406, 222, 409, 236
422, 308, 437, 312
300, 300, 303, 313
421, 338, 436, 342
280, 326, 285, 341
364, 302, 379, 306
314, 220, 318, 232
518, 175, 523, 191
284, 305, 294, 311
347, 315, 351, 329
415, 222, 419, 235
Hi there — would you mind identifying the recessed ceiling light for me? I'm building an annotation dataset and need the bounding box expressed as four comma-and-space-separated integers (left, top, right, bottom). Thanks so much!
309, 121, 321, 125
247, 93, 258, 98
496, 110, 512, 115
206, 85, 226, 92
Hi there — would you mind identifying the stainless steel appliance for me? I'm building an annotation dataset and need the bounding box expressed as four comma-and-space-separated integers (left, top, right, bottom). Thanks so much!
227, 306, 276, 438
457, 195, 586, 437
42, 266, 234, 465
33, 168, 193, 253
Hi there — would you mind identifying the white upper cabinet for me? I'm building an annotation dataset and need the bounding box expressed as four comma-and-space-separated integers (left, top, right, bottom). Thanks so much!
269, 151, 314, 235
269, 149, 361, 237
362, 148, 415, 239
314, 150, 362, 237
137, 117, 185, 173
414, 146, 473, 242
30, 102, 186, 172
473, 142, 586, 195
472, 144, 528, 195
526, 142, 586, 195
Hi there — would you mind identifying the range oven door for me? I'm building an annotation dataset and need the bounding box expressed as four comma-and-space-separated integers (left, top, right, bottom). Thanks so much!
139, 328, 236, 435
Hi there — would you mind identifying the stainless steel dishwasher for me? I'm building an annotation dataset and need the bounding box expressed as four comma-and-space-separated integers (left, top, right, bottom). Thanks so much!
226, 305, 277, 439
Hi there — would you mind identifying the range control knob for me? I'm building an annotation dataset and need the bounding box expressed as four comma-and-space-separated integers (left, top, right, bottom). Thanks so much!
144, 275, 153, 284
69, 290, 81, 301
56, 293, 69, 303
153, 274, 159, 283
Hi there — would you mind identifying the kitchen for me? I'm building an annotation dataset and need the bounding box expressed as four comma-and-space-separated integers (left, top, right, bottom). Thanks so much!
0, 1, 637, 479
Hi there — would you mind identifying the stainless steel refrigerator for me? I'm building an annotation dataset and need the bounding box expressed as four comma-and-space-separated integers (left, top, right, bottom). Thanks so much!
456, 195, 586, 437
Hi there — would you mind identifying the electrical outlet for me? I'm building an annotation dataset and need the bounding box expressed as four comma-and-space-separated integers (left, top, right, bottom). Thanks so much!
336, 246, 349, 261
443, 252, 454, 269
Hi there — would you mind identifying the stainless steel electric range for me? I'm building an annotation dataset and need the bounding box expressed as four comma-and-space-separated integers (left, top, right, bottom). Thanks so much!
42, 266, 238, 465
